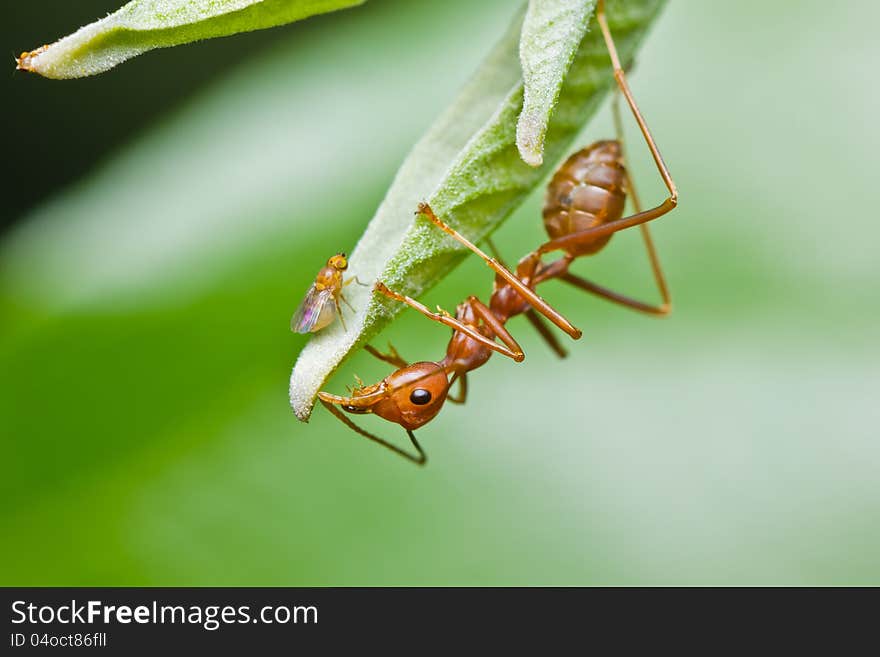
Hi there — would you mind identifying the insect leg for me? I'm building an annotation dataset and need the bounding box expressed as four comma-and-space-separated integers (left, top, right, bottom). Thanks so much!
446, 373, 468, 404
524, 310, 569, 358
334, 298, 348, 331
344, 276, 370, 288
417, 202, 581, 340
374, 282, 524, 362
555, 271, 668, 315
485, 236, 568, 358
466, 296, 525, 360
339, 291, 356, 312
621, 171, 672, 314
364, 343, 408, 368
537, 0, 678, 256
551, 96, 671, 316
318, 397, 426, 465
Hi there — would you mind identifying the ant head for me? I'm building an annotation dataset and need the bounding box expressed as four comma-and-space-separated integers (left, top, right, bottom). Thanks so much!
318, 362, 449, 431
327, 253, 348, 271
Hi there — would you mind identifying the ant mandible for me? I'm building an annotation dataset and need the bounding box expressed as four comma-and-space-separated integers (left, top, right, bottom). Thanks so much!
317, 0, 679, 464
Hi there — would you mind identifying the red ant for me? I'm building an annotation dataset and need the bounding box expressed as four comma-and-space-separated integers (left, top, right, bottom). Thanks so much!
317, 0, 678, 464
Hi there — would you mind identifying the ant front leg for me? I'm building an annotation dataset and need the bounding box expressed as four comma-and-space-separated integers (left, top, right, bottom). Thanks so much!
373, 281, 525, 362
318, 397, 427, 466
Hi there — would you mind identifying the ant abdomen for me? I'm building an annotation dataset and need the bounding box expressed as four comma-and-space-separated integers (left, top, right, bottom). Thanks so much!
543, 140, 628, 256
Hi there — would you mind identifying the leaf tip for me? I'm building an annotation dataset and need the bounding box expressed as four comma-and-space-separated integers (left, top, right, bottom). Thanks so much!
290, 369, 315, 422
15, 45, 49, 74
516, 110, 545, 167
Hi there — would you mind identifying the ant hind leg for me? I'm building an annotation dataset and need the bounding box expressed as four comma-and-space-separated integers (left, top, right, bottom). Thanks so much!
552, 96, 671, 316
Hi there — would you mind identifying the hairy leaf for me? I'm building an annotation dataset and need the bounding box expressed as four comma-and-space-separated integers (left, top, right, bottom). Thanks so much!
15, 0, 365, 79
517, 0, 595, 166
289, 0, 667, 420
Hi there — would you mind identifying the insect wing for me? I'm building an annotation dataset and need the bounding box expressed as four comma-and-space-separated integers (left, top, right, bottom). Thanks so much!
291, 285, 335, 333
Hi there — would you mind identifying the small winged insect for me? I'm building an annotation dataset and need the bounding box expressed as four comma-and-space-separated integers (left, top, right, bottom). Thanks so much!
291, 253, 361, 333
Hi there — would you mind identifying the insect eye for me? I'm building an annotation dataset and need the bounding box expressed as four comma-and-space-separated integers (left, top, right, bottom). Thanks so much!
409, 388, 432, 405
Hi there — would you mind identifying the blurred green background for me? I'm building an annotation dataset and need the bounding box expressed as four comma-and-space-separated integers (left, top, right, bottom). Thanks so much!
2, 0, 878, 585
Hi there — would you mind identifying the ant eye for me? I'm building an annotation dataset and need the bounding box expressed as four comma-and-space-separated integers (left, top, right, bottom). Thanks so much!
409, 388, 432, 405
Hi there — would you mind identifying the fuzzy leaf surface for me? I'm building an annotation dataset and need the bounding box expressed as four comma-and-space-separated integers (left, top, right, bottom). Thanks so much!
16, 0, 364, 79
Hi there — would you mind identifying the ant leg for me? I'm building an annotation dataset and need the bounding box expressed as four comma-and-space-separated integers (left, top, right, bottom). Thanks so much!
482, 235, 508, 268
552, 97, 671, 315
374, 281, 525, 362
534, 235, 669, 315
418, 202, 581, 340
485, 236, 568, 358
461, 293, 566, 363
556, 271, 668, 315
599, 0, 676, 197
447, 373, 468, 404
537, 0, 678, 257
467, 296, 525, 359
364, 343, 408, 368
318, 397, 426, 465
623, 168, 672, 314
525, 311, 569, 358
610, 91, 671, 313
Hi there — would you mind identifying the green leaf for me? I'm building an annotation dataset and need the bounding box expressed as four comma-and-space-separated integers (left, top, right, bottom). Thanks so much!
15, 0, 365, 79
517, 0, 595, 167
289, 0, 667, 420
